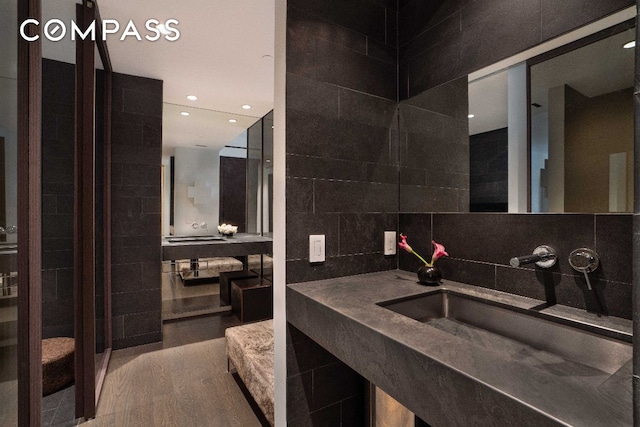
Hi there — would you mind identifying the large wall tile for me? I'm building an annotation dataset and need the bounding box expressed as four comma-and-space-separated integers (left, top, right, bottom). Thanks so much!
286, 213, 340, 260
286, 109, 391, 164
540, 0, 634, 41
288, 0, 388, 44
314, 181, 397, 213
111, 72, 162, 349
287, 7, 367, 54
595, 214, 633, 284
339, 213, 397, 255
286, 74, 340, 119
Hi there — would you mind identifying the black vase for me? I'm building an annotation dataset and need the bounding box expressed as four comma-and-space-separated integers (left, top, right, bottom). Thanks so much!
417, 265, 442, 285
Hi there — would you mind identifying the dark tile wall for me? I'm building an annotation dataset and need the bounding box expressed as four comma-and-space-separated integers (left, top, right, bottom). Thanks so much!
469, 128, 508, 212
285, 0, 397, 424
219, 156, 247, 232
287, 323, 366, 426
286, 0, 398, 285
399, 213, 633, 319
41, 59, 75, 339
111, 73, 163, 350
398, 76, 469, 213
399, 0, 635, 97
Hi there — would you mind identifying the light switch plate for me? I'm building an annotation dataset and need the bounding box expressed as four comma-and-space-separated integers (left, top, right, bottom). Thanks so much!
384, 231, 397, 255
309, 235, 325, 263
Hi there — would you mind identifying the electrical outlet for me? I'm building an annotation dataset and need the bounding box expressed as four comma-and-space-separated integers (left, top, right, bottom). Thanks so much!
384, 231, 397, 255
309, 235, 325, 263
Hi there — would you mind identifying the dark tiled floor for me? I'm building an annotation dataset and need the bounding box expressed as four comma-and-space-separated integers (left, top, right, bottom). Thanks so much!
42, 385, 77, 426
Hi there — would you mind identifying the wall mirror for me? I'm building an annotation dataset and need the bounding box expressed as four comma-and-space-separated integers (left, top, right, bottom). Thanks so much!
467, 17, 635, 213
161, 105, 270, 236
0, 0, 18, 423
161, 105, 273, 318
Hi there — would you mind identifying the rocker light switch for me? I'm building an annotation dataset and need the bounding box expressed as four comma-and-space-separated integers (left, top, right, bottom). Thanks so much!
309, 235, 325, 263
384, 231, 397, 255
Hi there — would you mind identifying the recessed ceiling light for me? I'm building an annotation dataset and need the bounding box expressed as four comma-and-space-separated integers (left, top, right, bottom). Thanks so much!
195, 144, 207, 148
156, 23, 171, 35
229, 119, 237, 123
187, 95, 198, 101
242, 104, 252, 110
181, 111, 190, 116
262, 54, 273, 60
623, 41, 636, 49
468, 114, 475, 119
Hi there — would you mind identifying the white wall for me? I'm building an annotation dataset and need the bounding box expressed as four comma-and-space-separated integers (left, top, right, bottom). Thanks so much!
161, 155, 172, 236
507, 63, 528, 213
547, 85, 566, 212
531, 111, 549, 212
273, 0, 287, 423
173, 147, 221, 235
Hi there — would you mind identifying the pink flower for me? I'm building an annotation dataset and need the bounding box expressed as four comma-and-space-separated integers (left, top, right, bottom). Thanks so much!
430, 240, 449, 264
398, 235, 449, 266
398, 233, 413, 253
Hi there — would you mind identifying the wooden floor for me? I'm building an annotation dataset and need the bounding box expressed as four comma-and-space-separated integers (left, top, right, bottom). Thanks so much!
81, 314, 264, 427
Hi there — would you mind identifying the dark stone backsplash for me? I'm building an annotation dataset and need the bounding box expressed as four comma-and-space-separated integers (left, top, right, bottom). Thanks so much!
399, 213, 633, 319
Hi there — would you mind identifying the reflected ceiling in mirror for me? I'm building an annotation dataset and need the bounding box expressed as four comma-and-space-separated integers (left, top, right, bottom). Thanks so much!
162, 103, 259, 153
530, 27, 635, 213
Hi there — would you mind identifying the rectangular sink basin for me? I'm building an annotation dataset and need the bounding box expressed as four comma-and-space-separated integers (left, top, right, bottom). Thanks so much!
165, 235, 225, 243
378, 290, 632, 375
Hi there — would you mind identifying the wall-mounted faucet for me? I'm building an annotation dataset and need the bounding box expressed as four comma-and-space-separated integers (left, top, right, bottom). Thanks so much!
568, 248, 600, 291
510, 245, 557, 268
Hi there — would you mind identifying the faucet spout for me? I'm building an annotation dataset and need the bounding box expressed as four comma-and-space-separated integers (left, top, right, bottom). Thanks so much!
509, 245, 557, 268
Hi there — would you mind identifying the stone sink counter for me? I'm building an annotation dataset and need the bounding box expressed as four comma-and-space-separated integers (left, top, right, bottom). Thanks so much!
286, 270, 632, 426
161, 233, 272, 261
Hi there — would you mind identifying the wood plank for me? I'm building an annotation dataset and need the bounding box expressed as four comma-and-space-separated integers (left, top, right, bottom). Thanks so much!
91, 318, 264, 426
74, 2, 96, 419
17, 0, 43, 425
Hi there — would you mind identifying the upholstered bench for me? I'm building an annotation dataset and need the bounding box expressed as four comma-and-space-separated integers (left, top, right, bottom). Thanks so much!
176, 257, 243, 284
42, 337, 74, 396
230, 278, 272, 323
225, 320, 274, 426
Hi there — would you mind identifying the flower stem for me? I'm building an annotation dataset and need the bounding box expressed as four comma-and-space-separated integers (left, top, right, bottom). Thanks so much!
412, 250, 432, 266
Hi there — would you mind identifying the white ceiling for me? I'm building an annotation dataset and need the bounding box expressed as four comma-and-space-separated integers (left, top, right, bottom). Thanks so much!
97, 0, 275, 151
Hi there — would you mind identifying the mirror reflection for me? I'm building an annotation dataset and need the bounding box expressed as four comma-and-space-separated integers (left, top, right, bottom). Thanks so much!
0, 0, 18, 423
40, 0, 80, 423
467, 22, 634, 213
530, 27, 635, 213
161, 106, 273, 318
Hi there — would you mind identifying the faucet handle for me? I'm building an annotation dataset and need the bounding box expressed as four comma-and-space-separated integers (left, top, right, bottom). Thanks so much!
568, 248, 599, 274
509, 245, 557, 268
568, 248, 599, 291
